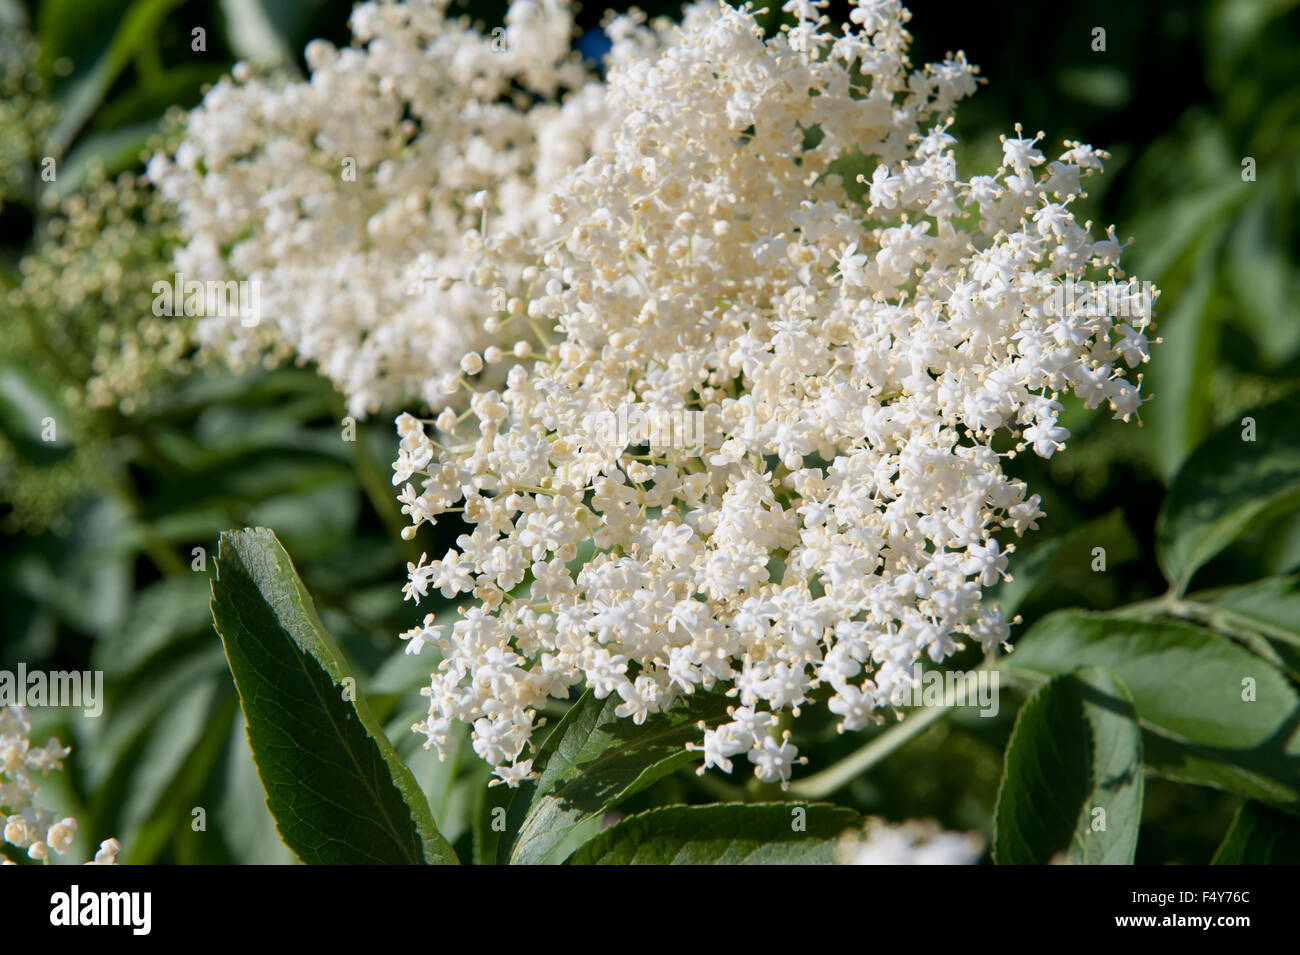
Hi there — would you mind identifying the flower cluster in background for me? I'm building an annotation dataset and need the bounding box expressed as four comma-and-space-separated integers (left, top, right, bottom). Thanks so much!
392, 0, 1157, 785
1, 20, 191, 532
1, 706, 119, 864
12, 171, 192, 416
2, 168, 190, 531
150, 0, 671, 418
0, 29, 55, 215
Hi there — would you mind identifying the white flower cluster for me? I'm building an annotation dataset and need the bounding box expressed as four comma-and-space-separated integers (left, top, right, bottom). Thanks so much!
837, 816, 983, 865
150, 0, 661, 417
1, 706, 120, 865
393, 0, 1157, 785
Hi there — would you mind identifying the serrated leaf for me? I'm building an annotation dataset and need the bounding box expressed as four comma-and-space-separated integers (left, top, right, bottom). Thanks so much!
1211, 802, 1300, 864
499, 689, 731, 864
1156, 392, 1300, 593
994, 669, 1143, 864
386, 707, 474, 849
1008, 610, 1300, 808
216, 714, 297, 865
570, 803, 860, 864
211, 526, 456, 865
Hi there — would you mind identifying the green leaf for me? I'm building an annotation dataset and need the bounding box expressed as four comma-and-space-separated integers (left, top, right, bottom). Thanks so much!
78, 645, 227, 796
1211, 802, 1300, 864
94, 63, 226, 131
42, 0, 183, 159
386, 707, 475, 850
1056, 65, 1131, 109
1156, 391, 1300, 593
1141, 254, 1219, 483
118, 677, 221, 842
210, 526, 457, 865
1223, 188, 1300, 365
119, 682, 232, 864
13, 497, 133, 637
243, 482, 360, 557
1008, 610, 1300, 808
499, 689, 732, 864
1194, 574, 1300, 679
0, 363, 72, 465
569, 803, 860, 864
51, 120, 160, 199
474, 770, 514, 866
1207, 0, 1300, 87
991, 508, 1138, 617
216, 714, 298, 865
219, 0, 314, 69
92, 575, 215, 679
35, 0, 128, 79
1208, 509, 1300, 582
994, 668, 1143, 865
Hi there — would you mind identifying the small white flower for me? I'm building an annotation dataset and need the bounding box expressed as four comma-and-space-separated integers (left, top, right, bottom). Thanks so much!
838, 817, 984, 865
837, 242, 870, 286
383, 0, 1158, 786
2, 706, 121, 864
87, 838, 123, 865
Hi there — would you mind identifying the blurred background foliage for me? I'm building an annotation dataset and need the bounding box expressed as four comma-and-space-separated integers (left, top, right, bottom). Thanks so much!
0, 0, 1297, 864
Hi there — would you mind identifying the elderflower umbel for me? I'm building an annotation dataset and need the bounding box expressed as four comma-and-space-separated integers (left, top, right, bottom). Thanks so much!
0, 706, 120, 865
150, 0, 667, 417
2, 30, 190, 531
395, 0, 1158, 786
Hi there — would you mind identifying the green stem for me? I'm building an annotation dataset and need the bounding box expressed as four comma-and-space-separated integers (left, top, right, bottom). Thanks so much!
1169, 597, 1300, 649
1105, 590, 1179, 620
787, 704, 948, 800
788, 654, 1004, 800
1106, 591, 1300, 651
